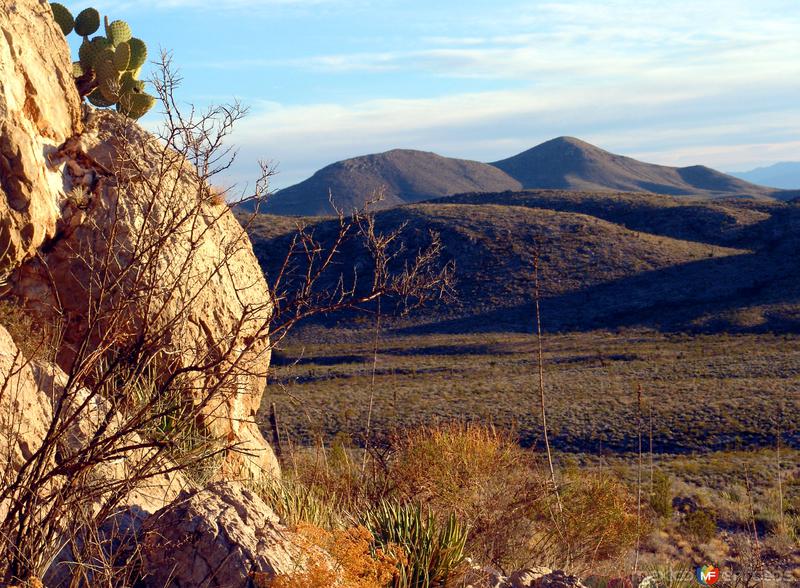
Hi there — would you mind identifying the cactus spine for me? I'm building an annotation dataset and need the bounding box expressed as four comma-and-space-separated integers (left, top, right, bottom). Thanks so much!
49, 4, 155, 120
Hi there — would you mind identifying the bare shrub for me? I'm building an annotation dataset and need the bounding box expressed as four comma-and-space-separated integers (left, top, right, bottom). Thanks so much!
533, 470, 642, 575
0, 51, 452, 586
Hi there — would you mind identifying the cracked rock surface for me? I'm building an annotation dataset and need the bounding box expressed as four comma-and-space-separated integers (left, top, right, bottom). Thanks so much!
139, 482, 306, 588
0, 0, 82, 272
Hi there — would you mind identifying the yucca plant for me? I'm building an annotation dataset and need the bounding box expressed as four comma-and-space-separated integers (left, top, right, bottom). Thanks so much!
253, 477, 343, 530
363, 500, 468, 588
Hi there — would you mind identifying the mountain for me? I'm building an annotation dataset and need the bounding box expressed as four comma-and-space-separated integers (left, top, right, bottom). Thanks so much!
242, 190, 800, 334
260, 149, 521, 215
491, 137, 784, 199
730, 162, 800, 189
258, 138, 798, 216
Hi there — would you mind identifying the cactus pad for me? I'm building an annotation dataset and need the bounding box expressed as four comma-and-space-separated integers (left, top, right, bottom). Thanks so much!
120, 72, 146, 95
59, 7, 151, 119
127, 38, 148, 73
74, 8, 100, 37
79, 36, 111, 69
105, 17, 132, 47
113, 42, 131, 71
118, 92, 156, 119
87, 88, 115, 108
50, 3, 74, 35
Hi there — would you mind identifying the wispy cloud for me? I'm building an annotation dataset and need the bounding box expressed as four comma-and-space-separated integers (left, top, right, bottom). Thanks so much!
110, 0, 800, 189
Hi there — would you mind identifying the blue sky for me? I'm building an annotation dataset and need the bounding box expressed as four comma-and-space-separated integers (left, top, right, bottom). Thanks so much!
64, 0, 800, 190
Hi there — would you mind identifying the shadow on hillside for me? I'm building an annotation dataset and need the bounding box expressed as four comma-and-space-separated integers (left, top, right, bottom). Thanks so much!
397, 244, 800, 335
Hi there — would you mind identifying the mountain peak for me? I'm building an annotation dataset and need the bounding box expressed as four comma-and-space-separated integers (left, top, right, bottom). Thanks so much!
491, 138, 776, 197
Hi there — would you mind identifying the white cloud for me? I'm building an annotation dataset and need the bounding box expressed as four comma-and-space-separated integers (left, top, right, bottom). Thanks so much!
223, 70, 800, 189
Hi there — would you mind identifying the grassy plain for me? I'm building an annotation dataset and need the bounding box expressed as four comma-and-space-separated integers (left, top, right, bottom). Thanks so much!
261, 328, 799, 455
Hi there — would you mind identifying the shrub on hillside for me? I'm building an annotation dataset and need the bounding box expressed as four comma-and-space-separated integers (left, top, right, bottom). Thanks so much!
650, 471, 673, 520
679, 509, 717, 544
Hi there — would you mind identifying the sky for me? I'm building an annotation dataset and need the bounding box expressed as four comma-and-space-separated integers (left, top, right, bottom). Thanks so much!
64, 0, 800, 191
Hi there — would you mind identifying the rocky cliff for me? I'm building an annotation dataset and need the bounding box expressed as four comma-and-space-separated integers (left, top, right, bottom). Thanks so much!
1, 0, 278, 480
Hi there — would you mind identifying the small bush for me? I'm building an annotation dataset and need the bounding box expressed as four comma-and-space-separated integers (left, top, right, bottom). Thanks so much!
387, 422, 544, 568
679, 509, 717, 544
650, 471, 673, 520
536, 471, 641, 572
260, 523, 400, 588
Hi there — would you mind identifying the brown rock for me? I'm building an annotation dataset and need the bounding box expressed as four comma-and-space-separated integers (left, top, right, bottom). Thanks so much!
14, 108, 279, 479
139, 482, 306, 588
0, 0, 82, 272
0, 325, 51, 474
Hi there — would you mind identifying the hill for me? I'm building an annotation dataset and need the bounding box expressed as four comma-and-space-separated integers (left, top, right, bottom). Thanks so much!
491, 137, 786, 199
731, 161, 800, 189
259, 149, 521, 215
257, 138, 799, 216
242, 190, 800, 333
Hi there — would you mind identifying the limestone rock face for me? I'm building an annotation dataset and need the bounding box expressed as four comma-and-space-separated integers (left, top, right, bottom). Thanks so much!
0, 0, 82, 272
0, 325, 51, 473
139, 482, 304, 588
13, 108, 279, 479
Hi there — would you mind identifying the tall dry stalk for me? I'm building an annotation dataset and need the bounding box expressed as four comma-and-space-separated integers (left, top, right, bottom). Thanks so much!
634, 384, 643, 575
776, 399, 785, 536
649, 401, 654, 496
362, 296, 381, 473
532, 247, 560, 511
744, 468, 766, 588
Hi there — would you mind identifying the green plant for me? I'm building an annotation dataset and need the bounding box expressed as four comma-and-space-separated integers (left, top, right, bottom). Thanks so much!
363, 500, 467, 588
650, 471, 673, 520
679, 509, 717, 544
254, 476, 343, 530
48, 3, 155, 119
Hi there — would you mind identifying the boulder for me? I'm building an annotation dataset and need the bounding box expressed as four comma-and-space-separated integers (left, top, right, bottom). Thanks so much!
139, 481, 305, 588
12, 108, 278, 479
0, 0, 82, 273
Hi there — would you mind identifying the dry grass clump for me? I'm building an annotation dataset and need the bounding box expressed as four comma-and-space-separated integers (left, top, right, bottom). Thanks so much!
536, 470, 642, 574
387, 422, 546, 569
268, 423, 643, 577
260, 523, 400, 588
0, 300, 56, 361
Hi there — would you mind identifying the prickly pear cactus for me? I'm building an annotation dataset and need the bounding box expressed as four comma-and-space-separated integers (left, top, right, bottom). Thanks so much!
48, 3, 156, 120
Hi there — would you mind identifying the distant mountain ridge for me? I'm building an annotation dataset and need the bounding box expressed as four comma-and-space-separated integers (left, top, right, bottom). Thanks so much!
492, 137, 776, 197
261, 149, 521, 216
259, 137, 797, 216
731, 162, 800, 190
